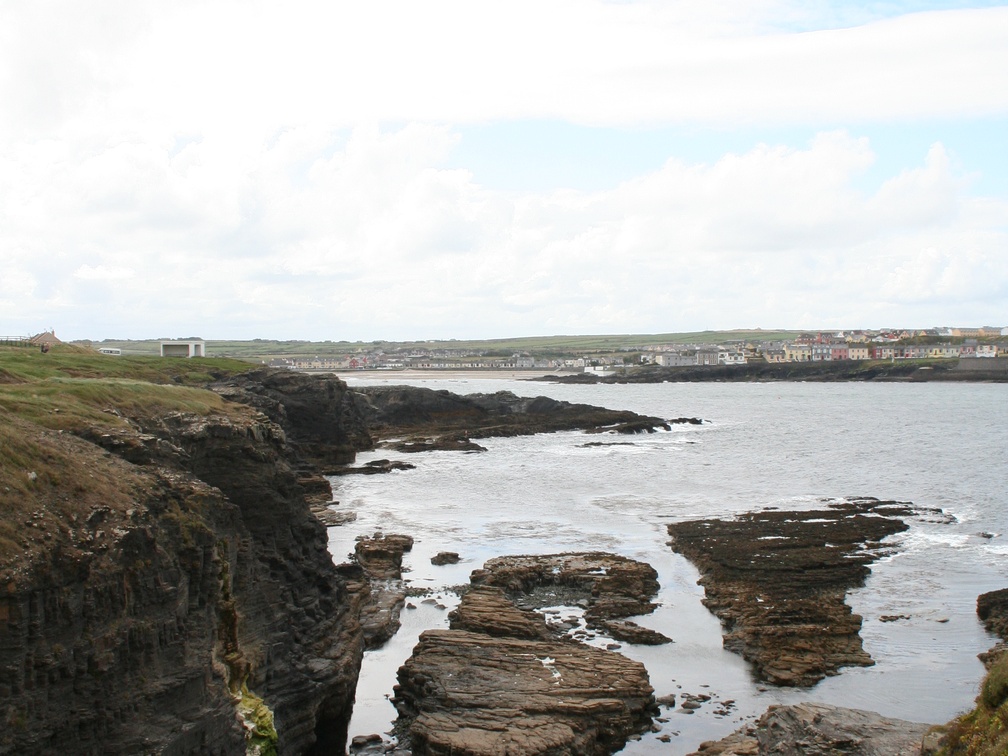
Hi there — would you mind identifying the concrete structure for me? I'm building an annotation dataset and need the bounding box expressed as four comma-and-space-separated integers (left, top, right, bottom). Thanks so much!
160, 340, 206, 358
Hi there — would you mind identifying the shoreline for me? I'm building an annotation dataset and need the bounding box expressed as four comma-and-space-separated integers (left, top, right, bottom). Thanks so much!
324, 368, 572, 382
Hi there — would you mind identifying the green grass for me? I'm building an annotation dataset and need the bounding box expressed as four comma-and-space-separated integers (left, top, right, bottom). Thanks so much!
86, 330, 805, 361
0, 344, 259, 569
0, 377, 233, 432
933, 654, 1008, 755
0, 344, 253, 383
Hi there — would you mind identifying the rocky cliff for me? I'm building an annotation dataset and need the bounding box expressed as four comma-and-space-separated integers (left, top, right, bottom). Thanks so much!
0, 367, 373, 754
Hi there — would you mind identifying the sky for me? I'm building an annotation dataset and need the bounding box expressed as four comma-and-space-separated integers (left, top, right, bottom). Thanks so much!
1, 1, 1006, 342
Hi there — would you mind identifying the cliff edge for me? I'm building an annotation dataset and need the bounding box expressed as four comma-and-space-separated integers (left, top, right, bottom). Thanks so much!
0, 354, 372, 754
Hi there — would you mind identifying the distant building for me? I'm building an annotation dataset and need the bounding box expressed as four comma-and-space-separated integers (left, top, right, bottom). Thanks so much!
656, 351, 697, 367
30, 330, 62, 348
160, 339, 206, 358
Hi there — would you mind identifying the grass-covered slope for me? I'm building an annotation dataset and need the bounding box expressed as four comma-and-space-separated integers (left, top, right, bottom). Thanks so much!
0, 345, 254, 567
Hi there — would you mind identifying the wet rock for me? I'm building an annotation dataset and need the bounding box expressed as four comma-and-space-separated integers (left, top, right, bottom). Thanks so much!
388, 435, 488, 453
667, 498, 919, 686
430, 551, 461, 566
448, 585, 554, 640
354, 534, 414, 648
393, 629, 656, 755
390, 552, 665, 754
355, 533, 414, 579
689, 702, 931, 755
470, 552, 671, 644
333, 459, 418, 475
313, 507, 358, 527
598, 618, 673, 646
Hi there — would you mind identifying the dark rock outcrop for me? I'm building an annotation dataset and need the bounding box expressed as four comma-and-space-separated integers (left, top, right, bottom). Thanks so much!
0, 370, 376, 755
352, 386, 671, 447
542, 359, 1004, 384
690, 702, 931, 755
331, 459, 418, 475
667, 498, 920, 686
212, 367, 373, 468
976, 587, 1008, 668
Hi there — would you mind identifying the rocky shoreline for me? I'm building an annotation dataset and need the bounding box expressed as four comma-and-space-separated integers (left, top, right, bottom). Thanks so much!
3, 358, 1004, 755
667, 498, 939, 687
390, 553, 665, 755
538, 357, 1008, 383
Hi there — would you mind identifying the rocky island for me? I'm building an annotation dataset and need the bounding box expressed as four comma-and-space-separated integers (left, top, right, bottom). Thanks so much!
667, 498, 927, 686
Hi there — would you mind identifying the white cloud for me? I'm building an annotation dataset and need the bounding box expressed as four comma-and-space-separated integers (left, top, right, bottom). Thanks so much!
2, 1, 1007, 142
1, 2, 1006, 338
73, 264, 135, 281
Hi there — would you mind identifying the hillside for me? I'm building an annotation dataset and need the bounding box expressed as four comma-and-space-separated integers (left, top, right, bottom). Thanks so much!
0, 345, 371, 754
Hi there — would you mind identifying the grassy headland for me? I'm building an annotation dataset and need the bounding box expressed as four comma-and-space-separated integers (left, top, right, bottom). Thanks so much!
0, 344, 255, 566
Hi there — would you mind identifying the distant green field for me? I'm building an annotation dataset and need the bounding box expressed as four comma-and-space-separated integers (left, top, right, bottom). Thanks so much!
85, 330, 803, 361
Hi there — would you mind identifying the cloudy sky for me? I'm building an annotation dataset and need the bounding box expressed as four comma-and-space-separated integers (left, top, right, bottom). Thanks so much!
2, 1, 1006, 341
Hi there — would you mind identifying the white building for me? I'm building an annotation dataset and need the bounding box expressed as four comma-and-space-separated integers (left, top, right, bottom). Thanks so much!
160, 340, 206, 358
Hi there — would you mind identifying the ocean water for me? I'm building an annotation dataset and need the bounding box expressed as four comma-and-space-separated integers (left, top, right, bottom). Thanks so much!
327, 377, 1008, 754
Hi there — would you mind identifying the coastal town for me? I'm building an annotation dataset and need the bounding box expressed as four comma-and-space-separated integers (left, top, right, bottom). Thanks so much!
266, 326, 1008, 373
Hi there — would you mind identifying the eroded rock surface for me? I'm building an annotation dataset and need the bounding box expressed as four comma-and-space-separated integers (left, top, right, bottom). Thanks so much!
394, 629, 656, 755
353, 534, 415, 649
0, 401, 368, 754
690, 702, 931, 755
471, 552, 673, 645
667, 498, 921, 686
391, 553, 665, 754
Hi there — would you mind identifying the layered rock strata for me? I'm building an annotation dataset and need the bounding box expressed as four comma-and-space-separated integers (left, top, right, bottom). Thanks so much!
667, 498, 918, 686
0, 370, 373, 754
470, 552, 673, 645
394, 629, 656, 756
212, 367, 373, 469
690, 702, 931, 756
352, 533, 414, 649
391, 552, 664, 754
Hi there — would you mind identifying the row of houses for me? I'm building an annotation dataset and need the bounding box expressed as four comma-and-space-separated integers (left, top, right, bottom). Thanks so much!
270, 353, 544, 371
766, 342, 999, 363
647, 339, 1001, 367
651, 348, 747, 367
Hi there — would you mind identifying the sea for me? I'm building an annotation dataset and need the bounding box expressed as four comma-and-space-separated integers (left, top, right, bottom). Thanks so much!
326, 375, 1008, 754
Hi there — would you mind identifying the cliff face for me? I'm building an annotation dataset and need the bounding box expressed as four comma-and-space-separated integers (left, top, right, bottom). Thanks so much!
211, 368, 373, 469
0, 369, 372, 755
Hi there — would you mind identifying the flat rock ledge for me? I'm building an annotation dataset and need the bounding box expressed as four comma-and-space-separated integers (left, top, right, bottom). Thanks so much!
667, 498, 925, 686
690, 702, 932, 755
471, 552, 673, 645
393, 629, 656, 756
391, 552, 664, 754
